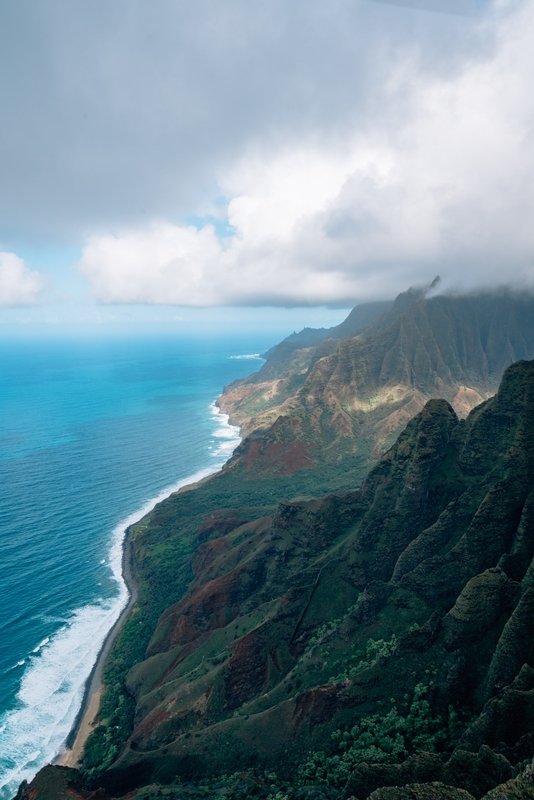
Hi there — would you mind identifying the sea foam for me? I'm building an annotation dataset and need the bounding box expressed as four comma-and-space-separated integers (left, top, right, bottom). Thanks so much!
0, 404, 240, 799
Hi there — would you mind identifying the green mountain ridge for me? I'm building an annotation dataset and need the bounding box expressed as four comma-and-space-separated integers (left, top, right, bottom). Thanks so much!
219, 290, 534, 483
260, 300, 395, 371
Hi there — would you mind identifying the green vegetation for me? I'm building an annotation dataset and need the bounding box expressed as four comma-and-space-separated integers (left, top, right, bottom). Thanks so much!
299, 684, 472, 788
328, 634, 399, 683
79, 459, 368, 777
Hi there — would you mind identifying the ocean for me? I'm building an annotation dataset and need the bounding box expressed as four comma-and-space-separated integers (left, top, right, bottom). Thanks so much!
0, 331, 274, 798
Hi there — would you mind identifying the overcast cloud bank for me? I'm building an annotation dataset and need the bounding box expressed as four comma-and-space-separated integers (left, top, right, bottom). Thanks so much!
1, 0, 533, 307
77, 0, 534, 305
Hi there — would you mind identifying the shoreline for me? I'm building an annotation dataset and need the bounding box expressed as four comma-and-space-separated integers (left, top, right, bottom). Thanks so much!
54, 404, 241, 769
54, 525, 139, 767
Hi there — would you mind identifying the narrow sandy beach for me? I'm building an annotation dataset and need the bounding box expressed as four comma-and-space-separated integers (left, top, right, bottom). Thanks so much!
56, 688, 102, 767
54, 528, 139, 768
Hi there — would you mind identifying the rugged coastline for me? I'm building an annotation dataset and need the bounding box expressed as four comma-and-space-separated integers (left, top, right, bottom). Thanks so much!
53, 408, 242, 772
17, 290, 534, 800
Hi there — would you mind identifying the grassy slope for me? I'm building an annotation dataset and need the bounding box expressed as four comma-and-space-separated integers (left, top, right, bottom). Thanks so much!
80, 449, 367, 780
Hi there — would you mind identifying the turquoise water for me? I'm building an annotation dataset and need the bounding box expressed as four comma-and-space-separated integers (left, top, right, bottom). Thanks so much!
0, 332, 272, 798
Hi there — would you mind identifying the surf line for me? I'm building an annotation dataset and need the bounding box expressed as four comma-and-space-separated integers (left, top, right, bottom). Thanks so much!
55, 404, 241, 767
54, 527, 138, 766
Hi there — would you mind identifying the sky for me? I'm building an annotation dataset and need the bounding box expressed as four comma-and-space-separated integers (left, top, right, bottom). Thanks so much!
0, 0, 533, 329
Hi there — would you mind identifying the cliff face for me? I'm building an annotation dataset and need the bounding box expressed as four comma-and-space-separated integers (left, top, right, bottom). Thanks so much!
219, 292, 534, 484
89, 360, 534, 799
259, 299, 394, 378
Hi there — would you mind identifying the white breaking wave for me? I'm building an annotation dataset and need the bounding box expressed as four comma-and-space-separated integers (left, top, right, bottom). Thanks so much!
0, 404, 241, 799
209, 403, 241, 460
0, 600, 126, 799
229, 354, 263, 360
31, 637, 50, 654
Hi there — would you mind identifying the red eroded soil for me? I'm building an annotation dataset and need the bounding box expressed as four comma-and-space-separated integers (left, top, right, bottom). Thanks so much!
225, 628, 269, 710
241, 438, 316, 476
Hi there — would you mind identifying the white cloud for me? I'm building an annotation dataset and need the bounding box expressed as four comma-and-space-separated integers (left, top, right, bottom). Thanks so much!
0, 253, 47, 307
78, 223, 221, 305
2, 0, 491, 240
77, 1, 534, 305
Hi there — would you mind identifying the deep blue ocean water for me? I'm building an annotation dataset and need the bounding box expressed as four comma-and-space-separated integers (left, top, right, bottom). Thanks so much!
0, 332, 275, 798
